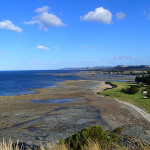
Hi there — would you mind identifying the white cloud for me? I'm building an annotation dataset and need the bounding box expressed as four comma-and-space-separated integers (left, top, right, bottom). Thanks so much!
86, 59, 108, 63
80, 7, 112, 24
51, 61, 58, 64
79, 56, 84, 59
143, 10, 150, 19
35, 6, 50, 13
0, 20, 22, 32
52, 46, 61, 50
31, 60, 40, 63
97, 47, 103, 50
136, 57, 150, 62
116, 12, 126, 20
25, 6, 64, 30
37, 45, 50, 50
81, 46, 90, 49
114, 55, 136, 60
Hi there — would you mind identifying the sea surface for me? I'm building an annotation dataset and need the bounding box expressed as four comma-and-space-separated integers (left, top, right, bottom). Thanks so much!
0, 70, 80, 96
0, 70, 135, 96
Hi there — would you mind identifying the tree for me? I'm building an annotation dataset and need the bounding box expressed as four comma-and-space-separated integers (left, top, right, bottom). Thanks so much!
147, 70, 150, 75
121, 85, 138, 94
129, 85, 138, 94
147, 87, 150, 98
135, 76, 141, 84
135, 75, 150, 86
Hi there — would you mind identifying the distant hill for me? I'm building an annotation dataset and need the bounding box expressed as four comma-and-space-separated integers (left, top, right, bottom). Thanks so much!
60, 66, 113, 71
59, 67, 88, 70
60, 65, 150, 71
113, 65, 150, 71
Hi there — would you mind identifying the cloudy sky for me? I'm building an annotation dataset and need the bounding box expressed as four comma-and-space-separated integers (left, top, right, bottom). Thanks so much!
0, 0, 150, 70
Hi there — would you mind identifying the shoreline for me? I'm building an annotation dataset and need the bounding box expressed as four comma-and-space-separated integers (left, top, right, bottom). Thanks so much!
0, 80, 109, 97
114, 98, 150, 123
0, 79, 150, 125
92, 82, 150, 123
0, 80, 111, 147
0, 80, 150, 145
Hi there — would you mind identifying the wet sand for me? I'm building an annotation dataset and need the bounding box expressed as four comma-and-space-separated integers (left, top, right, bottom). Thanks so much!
0, 80, 150, 146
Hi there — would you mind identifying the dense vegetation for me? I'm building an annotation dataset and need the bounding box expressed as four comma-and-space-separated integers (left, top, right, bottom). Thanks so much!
61, 126, 118, 150
87, 65, 150, 75
135, 75, 150, 97
135, 75, 150, 86
147, 87, 150, 98
121, 85, 139, 94
105, 81, 117, 88
1, 126, 150, 150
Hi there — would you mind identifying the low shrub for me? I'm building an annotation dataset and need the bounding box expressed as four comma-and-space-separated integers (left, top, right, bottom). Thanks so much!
113, 126, 123, 134
105, 81, 112, 85
105, 81, 117, 88
104, 94, 110, 96
136, 82, 144, 88
147, 87, 150, 98
61, 126, 119, 150
121, 85, 138, 94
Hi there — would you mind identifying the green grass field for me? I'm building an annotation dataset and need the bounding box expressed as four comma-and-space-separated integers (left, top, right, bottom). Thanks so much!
99, 82, 150, 113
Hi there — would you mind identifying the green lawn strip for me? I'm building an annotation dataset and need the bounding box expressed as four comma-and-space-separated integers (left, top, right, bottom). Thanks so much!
100, 82, 150, 113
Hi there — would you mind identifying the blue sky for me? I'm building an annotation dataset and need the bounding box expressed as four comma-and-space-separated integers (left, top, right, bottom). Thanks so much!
0, 0, 150, 70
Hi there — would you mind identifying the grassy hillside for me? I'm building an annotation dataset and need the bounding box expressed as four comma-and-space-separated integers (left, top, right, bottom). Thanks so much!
99, 82, 150, 113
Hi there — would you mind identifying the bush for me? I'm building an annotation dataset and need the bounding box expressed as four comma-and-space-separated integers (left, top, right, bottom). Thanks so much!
121, 88, 125, 93
105, 81, 117, 88
147, 92, 150, 98
62, 126, 118, 150
113, 126, 123, 134
147, 87, 150, 98
121, 85, 138, 94
135, 75, 150, 86
105, 81, 112, 85
129, 85, 139, 94
137, 82, 144, 88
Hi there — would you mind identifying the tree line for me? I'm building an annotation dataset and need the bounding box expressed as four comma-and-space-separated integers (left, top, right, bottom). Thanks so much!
135, 75, 150, 86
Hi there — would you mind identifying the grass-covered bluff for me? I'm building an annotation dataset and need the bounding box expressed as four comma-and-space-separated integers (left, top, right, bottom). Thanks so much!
98, 81, 150, 113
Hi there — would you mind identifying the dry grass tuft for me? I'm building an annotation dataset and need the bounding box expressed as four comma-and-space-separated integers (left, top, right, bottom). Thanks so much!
0, 138, 150, 150
81, 139, 101, 150
0, 138, 20, 150
47, 143, 68, 150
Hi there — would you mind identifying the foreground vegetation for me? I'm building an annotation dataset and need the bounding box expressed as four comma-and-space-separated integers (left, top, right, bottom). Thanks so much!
1, 140, 149, 150
61, 126, 118, 150
1, 126, 149, 150
98, 82, 150, 113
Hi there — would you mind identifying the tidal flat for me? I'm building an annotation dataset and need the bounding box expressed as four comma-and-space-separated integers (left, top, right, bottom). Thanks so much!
0, 80, 110, 148
0, 80, 150, 148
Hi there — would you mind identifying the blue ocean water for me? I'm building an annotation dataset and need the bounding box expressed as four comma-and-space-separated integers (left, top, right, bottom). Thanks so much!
0, 70, 80, 96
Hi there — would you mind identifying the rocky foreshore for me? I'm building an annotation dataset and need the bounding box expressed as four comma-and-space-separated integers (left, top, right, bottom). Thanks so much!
0, 80, 149, 148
